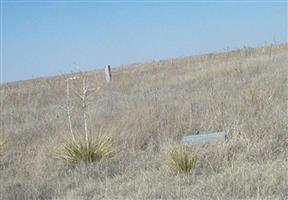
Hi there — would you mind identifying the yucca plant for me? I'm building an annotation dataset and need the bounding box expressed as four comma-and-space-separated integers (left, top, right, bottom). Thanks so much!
57, 135, 113, 165
168, 146, 196, 174
57, 77, 113, 165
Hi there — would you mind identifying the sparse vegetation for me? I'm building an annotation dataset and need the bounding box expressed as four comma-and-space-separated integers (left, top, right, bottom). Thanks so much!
0, 44, 287, 199
168, 145, 196, 174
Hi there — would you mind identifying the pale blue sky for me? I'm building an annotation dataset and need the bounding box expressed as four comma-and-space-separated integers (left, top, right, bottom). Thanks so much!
1, 1, 287, 83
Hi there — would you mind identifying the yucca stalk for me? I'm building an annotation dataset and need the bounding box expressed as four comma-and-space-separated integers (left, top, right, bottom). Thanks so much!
82, 78, 89, 149
66, 77, 76, 142
68, 77, 98, 148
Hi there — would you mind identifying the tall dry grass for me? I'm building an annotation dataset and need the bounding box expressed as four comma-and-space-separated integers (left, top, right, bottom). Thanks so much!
0, 44, 287, 199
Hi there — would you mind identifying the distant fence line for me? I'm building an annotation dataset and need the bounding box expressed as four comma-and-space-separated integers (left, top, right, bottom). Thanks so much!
193, 43, 287, 63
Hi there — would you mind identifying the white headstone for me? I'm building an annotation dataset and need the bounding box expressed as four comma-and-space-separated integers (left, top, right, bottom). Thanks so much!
105, 65, 111, 83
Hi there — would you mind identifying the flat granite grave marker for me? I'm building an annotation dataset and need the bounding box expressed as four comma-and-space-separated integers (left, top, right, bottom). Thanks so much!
181, 131, 227, 144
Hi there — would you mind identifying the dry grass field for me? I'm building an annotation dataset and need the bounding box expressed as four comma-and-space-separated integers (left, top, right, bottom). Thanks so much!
0, 44, 287, 199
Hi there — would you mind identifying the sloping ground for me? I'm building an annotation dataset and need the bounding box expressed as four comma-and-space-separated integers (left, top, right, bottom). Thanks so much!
0, 44, 287, 199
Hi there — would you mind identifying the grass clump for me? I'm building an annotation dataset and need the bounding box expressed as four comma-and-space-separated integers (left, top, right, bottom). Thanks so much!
168, 146, 196, 174
57, 135, 113, 165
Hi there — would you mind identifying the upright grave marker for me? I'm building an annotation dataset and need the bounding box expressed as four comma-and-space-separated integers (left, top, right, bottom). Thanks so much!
105, 65, 112, 83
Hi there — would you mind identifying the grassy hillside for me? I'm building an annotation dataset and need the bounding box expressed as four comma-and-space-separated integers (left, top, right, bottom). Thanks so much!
0, 44, 287, 199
